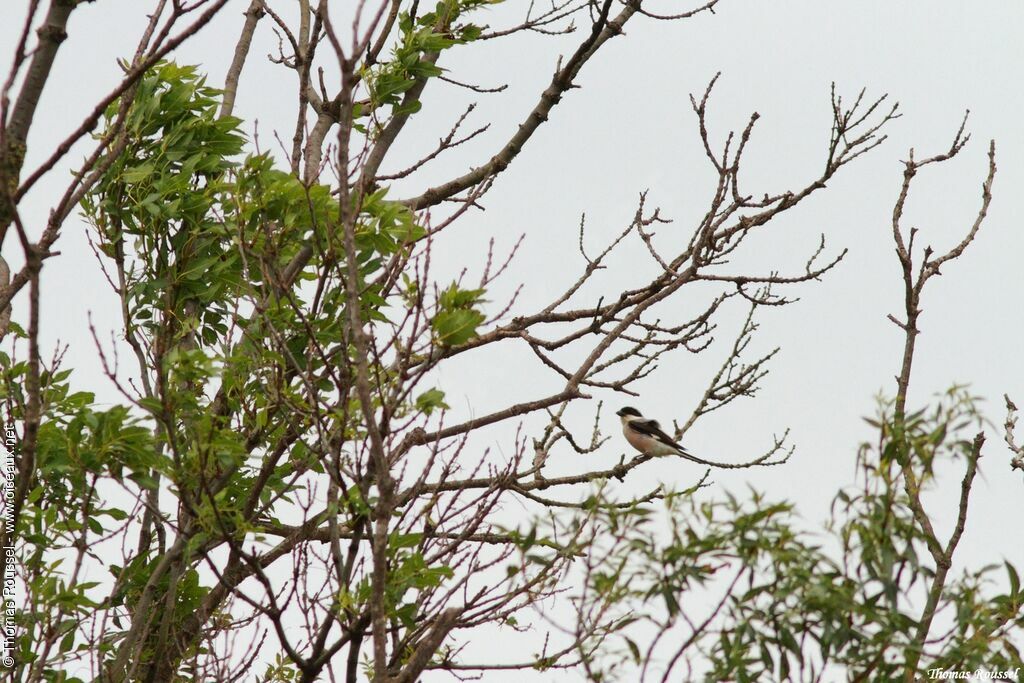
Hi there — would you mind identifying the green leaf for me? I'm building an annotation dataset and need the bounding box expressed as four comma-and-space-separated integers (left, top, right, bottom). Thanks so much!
59, 629, 76, 654
391, 533, 423, 550
624, 636, 641, 663
432, 283, 487, 346
432, 308, 485, 346
415, 388, 449, 415
122, 163, 155, 183
1007, 561, 1021, 598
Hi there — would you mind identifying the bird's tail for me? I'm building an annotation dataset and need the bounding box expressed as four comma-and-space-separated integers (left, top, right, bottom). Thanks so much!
675, 446, 716, 467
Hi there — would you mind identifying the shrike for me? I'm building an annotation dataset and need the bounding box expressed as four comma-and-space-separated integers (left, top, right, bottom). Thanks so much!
616, 406, 711, 465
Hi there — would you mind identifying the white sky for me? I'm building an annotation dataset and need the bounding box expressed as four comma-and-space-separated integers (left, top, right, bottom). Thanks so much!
4, 0, 1024, 678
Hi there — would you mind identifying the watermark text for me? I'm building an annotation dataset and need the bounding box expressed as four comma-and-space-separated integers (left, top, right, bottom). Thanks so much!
927, 667, 1021, 681
1, 423, 16, 668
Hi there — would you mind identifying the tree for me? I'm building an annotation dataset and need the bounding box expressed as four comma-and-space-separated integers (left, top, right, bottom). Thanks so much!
566, 128, 1024, 682
0, 1, 1020, 681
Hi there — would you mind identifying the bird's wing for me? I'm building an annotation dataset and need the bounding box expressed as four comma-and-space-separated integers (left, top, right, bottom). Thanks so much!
628, 418, 711, 464
629, 419, 682, 450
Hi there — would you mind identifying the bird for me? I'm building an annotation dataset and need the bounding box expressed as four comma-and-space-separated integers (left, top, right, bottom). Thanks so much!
616, 406, 710, 465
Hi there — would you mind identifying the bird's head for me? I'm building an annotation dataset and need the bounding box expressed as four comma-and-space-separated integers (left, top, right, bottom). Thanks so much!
616, 406, 642, 419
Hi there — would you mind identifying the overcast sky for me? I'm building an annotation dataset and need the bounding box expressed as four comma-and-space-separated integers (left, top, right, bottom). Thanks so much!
4, 0, 1024, 677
